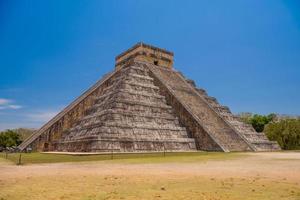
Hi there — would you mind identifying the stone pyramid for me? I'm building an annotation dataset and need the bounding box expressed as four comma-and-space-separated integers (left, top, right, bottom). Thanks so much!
19, 43, 280, 152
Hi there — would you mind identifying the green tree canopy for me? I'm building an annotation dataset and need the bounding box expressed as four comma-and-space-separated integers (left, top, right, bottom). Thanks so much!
249, 114, 275, 132
265, 119, 300, 150
239, 113, 275, 132
0, 129, 22, 148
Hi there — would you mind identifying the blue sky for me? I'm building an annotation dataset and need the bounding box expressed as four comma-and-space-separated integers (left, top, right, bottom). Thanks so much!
0, 0, 300, 130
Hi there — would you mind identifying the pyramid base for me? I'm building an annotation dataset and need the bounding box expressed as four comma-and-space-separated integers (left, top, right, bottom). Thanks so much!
52, 139, 197, 152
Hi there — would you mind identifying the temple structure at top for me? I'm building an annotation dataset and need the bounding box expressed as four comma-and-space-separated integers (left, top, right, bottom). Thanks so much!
115, 42, 174, 70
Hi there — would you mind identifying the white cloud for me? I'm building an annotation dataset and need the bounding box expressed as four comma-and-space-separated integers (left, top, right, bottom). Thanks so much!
0, 109, 60, 131
8, 105, 23, 109
0, 98, 22, 110
0, 98, 11, 105
27, 110, 58, 122
0, 122, 37, 132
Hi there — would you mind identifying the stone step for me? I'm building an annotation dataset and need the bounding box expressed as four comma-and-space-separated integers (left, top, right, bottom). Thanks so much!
101, 78, 159, 95
186, 79, 196, 87
100, 66, 153, 91
56, 138, 197, 152
95, 89, 165, 102
127, 65, 148, 72
128, 73, 154, 81
94, 91, 167, 105
214, 106, 231, 113
245, 137, 270, 143
221, 115, 241, 122
123, 81, 159, 90
69, 126, 189, 137
195, 88, 207, 96
90, 103, 175, 116
78, 113, 180, 128
89, 99, 172, 113
252, 141, 281, 151
119, 82, 160, 94
126, 65, 149, 76
242, 132, 266, 137
65, 137, 196, 143
68, 128, 190, 140
81, 109, 176, 121
204, 96, 218, 104
124, 74, 154, 85
70, 121, 187, 133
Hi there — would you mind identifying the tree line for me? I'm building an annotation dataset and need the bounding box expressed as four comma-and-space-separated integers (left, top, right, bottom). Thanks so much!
0, 128, 34, 151
239, 113, 300, 150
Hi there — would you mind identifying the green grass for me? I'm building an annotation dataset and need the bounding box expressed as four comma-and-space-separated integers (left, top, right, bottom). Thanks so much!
0, 151, 244, 165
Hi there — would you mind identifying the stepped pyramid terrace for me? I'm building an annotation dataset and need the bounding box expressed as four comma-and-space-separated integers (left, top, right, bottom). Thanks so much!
18, 43, 281, 152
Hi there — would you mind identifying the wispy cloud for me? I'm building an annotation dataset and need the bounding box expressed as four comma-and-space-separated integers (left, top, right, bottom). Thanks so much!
0, 98, 11, 105
0, 98, 22, 110
27, 111, 58, 122
8, 105, 23, 109
0, 109, 60, 131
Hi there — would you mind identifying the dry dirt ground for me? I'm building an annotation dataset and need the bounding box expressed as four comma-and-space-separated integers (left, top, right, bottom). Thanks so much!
0, 152, 300, 200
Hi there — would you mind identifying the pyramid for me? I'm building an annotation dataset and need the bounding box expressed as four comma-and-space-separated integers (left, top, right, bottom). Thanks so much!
19, 43, 280, 152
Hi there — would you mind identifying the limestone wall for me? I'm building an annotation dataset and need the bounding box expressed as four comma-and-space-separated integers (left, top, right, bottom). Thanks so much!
53, 62, 196, 152
115, 43, 174, 70
19, 71, 117, 151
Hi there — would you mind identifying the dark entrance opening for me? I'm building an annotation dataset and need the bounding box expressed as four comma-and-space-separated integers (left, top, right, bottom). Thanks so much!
43, 143, 49, 151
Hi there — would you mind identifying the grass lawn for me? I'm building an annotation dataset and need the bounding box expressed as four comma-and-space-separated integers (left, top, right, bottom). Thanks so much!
0, 151, 244, 165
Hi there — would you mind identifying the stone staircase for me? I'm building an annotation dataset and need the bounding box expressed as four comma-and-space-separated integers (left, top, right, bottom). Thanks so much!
146, 63, 280, 152
55, 63, 196, 152
193, 87, 280, 151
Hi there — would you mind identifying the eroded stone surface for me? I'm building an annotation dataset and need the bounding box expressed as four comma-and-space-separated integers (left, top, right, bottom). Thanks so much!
54, 64, 196, 152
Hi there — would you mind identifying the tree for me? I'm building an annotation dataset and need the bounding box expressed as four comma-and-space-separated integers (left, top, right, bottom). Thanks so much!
239, 113, 275, 133
264, 119, 300, 150
0, 129, 22, 149
14, 128, 35, 141
249, 114, 275, 132
238, 112, 253, 124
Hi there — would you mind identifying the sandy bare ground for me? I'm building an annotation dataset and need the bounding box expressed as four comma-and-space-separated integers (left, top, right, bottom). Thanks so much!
0, 152, 300, 200
1, 152, 300, 181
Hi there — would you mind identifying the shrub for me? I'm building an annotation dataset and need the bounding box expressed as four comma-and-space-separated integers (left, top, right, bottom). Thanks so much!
264, 119, 300, 150
239, 113, 275, 132
0, 129, 22, 149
